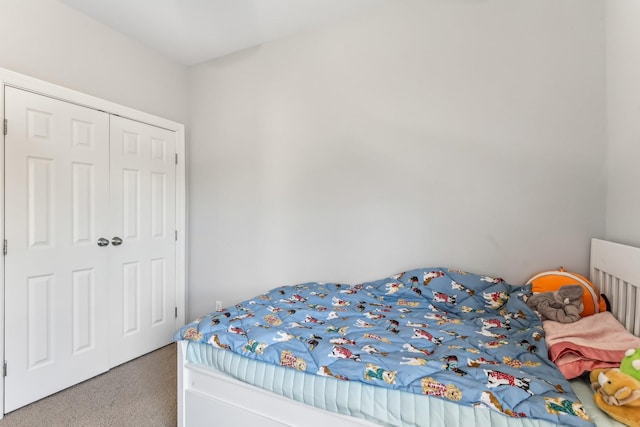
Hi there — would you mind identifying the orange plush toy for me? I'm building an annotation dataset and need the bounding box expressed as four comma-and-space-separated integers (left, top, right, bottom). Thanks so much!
527, 268, 608, 317
590, 368, 640, 427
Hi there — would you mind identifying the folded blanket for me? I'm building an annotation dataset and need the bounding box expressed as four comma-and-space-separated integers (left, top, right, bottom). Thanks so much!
544, 311, 640, 379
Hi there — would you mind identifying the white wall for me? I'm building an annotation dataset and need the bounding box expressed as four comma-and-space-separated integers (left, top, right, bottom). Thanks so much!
605, 0, 640, 246
188, 0, 606, 319
0, 0, 188, 123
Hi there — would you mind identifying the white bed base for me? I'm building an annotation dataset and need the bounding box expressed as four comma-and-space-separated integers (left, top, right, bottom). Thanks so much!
177, 341, 378, 427
178, 238, 640, 427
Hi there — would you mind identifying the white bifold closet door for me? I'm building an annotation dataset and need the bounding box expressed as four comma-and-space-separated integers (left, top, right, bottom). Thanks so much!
4, 87, 177, 412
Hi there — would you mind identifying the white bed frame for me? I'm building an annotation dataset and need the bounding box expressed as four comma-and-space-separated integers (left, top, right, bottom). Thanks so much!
590, 239, 640, 335
178, 238, 640, 427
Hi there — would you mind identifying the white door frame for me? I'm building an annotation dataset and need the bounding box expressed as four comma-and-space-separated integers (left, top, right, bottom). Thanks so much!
0, 67, 187, 418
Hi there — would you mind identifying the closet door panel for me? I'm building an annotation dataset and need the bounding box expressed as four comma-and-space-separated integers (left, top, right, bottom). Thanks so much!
4, 87, 110, 412
109, 115, 177, 367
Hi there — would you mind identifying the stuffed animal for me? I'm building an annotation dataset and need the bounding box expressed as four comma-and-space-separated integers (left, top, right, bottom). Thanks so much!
590, 368, 640, 427
526, 284, 584, 323
621, 348, 640, 382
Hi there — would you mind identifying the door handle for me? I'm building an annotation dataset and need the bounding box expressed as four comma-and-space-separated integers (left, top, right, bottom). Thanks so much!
97, 238, 109, 247
111, 237, 123, 246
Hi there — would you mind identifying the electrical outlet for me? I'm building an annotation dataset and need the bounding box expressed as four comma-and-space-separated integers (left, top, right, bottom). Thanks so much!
215, 300, 222, 311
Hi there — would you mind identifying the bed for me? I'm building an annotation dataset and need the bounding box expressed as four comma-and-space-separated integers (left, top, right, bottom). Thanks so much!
176, 238, 640, 426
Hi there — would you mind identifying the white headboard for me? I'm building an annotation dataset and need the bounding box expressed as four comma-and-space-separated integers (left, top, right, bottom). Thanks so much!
590, 238, 640, 336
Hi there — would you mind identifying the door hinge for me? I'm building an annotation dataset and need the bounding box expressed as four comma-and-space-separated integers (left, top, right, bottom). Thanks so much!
3, 118, 7, 136
3, 240, 7, 256
175, 153, 178, 165
175, 230, 178, 241
3, 361, 7, 377
175, 307, 178, 318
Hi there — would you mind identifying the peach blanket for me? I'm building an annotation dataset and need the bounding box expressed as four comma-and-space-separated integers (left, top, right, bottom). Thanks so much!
543, 311, 640, 379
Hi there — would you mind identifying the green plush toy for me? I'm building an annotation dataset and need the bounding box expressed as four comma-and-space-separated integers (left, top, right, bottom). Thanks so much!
621, 348, 640, 382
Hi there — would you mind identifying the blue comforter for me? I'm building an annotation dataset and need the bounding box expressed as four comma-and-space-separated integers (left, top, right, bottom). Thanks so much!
175, 268, 594, 427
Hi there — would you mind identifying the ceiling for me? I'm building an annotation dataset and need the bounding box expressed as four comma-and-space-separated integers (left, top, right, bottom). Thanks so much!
58, 0, 386, 66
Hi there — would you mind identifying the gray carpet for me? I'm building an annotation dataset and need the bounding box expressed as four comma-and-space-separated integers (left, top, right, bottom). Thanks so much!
0, 343, 177, 427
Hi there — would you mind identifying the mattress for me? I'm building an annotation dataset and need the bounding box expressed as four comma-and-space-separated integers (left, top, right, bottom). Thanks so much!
186, 342, 621, 427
